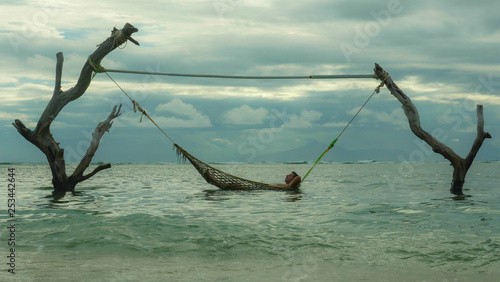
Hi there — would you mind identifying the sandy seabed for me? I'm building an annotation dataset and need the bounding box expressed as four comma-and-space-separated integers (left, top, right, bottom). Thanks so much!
2, 252, 499, 282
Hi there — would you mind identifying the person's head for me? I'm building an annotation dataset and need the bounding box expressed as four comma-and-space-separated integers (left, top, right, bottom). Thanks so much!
285, 171, 299, 184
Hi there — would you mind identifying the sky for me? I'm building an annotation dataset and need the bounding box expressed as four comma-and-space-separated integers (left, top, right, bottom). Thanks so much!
1, 0, 499, 164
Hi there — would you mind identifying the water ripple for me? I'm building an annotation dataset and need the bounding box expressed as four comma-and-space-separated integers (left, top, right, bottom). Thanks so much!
2, 163, 500, 278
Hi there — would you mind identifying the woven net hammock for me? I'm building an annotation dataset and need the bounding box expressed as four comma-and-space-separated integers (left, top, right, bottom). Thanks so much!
174, 144, 289, 190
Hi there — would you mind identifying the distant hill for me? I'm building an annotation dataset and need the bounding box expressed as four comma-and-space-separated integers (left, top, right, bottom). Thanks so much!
200, 138, 498, 163
253, 140, 399, 163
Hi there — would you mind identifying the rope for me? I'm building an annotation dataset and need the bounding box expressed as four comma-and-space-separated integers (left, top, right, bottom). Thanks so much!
88, 57, 176, 144
88, 57, 107, 80
88, 57, 391, 184
111, 28, 128, 49
301, 73, 390, 182
102, 68, 376, 80
105, 72, 176, 144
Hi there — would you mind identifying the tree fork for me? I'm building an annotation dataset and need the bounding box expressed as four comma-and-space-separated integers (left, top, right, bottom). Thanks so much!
374, 63, 491, 195
13, 23, 139, 193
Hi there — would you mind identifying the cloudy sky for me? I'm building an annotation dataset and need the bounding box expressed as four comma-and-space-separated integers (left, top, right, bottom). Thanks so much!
1, 0, 499, 164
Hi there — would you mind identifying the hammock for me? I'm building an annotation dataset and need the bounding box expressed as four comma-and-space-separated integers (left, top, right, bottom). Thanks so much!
174, 144, 291, 190
88, 58, 388, 190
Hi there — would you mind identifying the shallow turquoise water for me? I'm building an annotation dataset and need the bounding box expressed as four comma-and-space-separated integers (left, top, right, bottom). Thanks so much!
1, 162, 499, 281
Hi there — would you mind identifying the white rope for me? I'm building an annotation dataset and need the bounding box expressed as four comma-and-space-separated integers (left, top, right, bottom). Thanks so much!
375, 70, 391, 93
111, 28, 127, 49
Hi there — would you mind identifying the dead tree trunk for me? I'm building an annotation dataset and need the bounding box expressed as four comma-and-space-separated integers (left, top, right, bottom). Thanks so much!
374, 63, 492, 195
13, 23, 139, 194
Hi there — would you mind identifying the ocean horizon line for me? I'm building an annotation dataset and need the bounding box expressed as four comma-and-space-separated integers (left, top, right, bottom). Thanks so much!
2, 160, 499, 166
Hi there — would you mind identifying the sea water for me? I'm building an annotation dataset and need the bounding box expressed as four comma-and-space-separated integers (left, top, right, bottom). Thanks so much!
0, 162, 499, 281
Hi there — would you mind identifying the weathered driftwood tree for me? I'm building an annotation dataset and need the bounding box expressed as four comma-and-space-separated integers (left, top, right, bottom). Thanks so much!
374, 63, 491, 195
13, 23, 139, 194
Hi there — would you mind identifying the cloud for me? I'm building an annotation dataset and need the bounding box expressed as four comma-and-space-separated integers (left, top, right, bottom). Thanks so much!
2, 0, 500, 163
414, 93, 500, 105
26, 54, 56, 72
156, 98, 198, 116
223, 105, 269, 125
0, 111, 37, 128
153, 114, 212, 128
117, 112, 211, 129
346, 107, 407, 129
126, 98, 212, 128
372, 109, 408, 128
284, 110, 323, 128
323, 121, 347, 128
211, 138, 233, 146
0, 111, 30, 121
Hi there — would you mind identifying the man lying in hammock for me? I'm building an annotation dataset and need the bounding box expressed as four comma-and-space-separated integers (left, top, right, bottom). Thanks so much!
270, 171, 301, 189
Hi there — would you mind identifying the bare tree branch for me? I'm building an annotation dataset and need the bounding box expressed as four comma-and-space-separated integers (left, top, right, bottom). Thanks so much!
465, 105, 492, 168
54, 52, 63, 95
13, 23, 139, 193
374, 63, 491, 195
81, 164, 112, 182
71, 104, 122, 181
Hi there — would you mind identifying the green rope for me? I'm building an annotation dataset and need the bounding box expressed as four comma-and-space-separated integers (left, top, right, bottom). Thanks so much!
301, 138, 337, 181
301, 76, 389, 182
88, 57, 107, 80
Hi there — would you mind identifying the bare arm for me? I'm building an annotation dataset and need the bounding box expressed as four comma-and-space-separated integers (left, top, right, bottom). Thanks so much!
289, 176, 301, 188
270, 176, 301, 189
